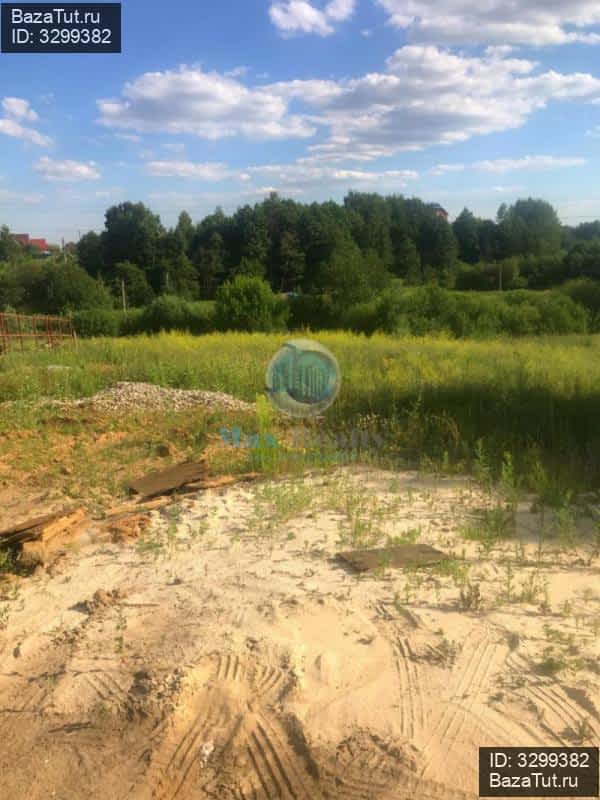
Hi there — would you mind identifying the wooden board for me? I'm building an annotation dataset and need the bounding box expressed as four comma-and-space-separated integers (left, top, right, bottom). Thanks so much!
20, 508, 88, 566
0, 507, 81, 546
336, 543, 447, 573
128, 461, 209, 499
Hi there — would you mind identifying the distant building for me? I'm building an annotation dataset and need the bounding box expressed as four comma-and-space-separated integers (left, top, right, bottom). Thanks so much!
429, 204, 449, 221
30, 238, 50, 252
12, 232, 51, 256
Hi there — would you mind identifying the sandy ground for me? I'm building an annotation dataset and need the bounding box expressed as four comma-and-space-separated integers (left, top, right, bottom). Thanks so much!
0, 466, 599, 799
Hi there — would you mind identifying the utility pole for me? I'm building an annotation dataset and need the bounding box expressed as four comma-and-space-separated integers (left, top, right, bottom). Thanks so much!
121, 279, 127, 312
498, 261, 503, 292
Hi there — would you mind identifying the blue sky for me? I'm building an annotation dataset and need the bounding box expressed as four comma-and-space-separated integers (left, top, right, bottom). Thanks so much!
2, 0, 600, 242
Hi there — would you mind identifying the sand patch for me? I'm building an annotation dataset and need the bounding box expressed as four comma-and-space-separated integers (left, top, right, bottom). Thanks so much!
0, 466, 598, 798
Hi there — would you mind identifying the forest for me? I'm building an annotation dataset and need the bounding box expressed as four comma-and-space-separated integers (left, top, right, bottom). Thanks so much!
1, 192, 599, 337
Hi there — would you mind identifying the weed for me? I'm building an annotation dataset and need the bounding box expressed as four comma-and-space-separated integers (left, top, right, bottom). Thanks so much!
537, 654, 568, 676
569, 717, 594, 745
0, 548, 15, 575
459, 581, 483, 612
461, 506, 514, 554
518, 570, 548, 605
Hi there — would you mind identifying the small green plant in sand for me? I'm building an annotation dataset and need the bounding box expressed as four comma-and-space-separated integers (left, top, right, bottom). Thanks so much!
586, 522, 600, 565
246, 478, 316, 539
569, 717, 594, 745
518, 570, 548, 605
0, 547, 15, 575
432, 555, 470, 588
459, 581, 483, 612
461, 506, 514, 554
537, 653, 569, 677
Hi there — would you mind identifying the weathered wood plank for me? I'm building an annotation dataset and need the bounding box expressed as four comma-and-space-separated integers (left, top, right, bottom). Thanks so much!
128, 461, 209, 499
336, 543, 447, 573
0, 507, 81, 546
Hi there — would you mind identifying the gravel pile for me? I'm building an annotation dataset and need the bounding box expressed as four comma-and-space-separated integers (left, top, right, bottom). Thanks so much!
55, 382, 254, 414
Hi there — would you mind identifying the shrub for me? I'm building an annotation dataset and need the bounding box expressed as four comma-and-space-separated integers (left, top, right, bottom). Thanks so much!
72, 308, 120, 338
288, 293, 338, 330
135, 295, 215, 334
214, 276, 288, 332
563, 278, 600, 331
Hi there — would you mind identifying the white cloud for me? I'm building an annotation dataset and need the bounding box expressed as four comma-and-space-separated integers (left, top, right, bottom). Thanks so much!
2, 97, 38, 121
431, 155, 586, 175
33, 156, 101, 182
429, 163, 466, 175
0, 97, 50, 146
225, 66, 249, 78
246, 163, 418, 188
492, 185, 525, 193
143, 159, 419, 191
276, 45, 600, 162
97, 66, 315, 140
475, 155, 586, 172
96, 48, 600, 164
269, 0, 356, 36
376, 0, 600, 47
145, 160, 231, 180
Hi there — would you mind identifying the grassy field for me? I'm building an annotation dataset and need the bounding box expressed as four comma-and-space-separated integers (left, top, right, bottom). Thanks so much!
1, 332, 599, 494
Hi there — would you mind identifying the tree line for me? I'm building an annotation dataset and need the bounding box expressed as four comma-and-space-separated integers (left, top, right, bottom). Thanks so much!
0, 192, 599, 319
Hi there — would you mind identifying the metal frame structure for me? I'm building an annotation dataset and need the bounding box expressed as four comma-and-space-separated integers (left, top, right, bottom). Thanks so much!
0, 313, 76, 355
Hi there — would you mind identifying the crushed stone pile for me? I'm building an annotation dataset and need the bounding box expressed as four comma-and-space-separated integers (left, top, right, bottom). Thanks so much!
53, 382, 254, 414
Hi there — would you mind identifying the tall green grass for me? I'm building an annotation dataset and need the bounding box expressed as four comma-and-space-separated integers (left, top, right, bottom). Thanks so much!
1, 332, 598, 486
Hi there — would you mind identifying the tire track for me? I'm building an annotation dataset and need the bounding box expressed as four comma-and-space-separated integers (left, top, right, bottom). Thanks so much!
418, 628, 500, 779
126, 654, 320, 800
525, 681, 600, 742
393, 638, 425, 741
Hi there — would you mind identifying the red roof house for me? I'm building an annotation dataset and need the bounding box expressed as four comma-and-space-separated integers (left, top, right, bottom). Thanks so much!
30, 238, 50, 252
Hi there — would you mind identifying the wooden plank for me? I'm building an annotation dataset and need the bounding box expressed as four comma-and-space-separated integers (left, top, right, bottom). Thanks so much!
0, 507, 80, 546
110, 472, 261, 517
184, 473, 261, 491
336, 543, 448, 573
128, 461, 209, 499
20, 508, 88, 566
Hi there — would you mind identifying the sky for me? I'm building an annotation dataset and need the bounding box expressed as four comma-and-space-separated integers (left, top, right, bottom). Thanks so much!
2, 0, 600, 243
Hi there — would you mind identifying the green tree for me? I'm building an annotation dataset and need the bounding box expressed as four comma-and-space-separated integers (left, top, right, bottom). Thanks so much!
215, 275, 287, 332
498, 198, 561, 256
16, 258, 113, 313
175, 210, 195, 255
154, 230, 200, 298
344, 192, 393, 268
563, 278, 600, 330
112, 261, 155, 307
102, 202, 163, 272
452, 208, 481, 264
193, 231, 225, 298
77, 231, 105, 278
278, 230, 305, 291
0, 226, 21, 263
233, 257, 266, 279
318, 241, 391, 306
565, 241, 600, 280
417, 213, 457, 280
